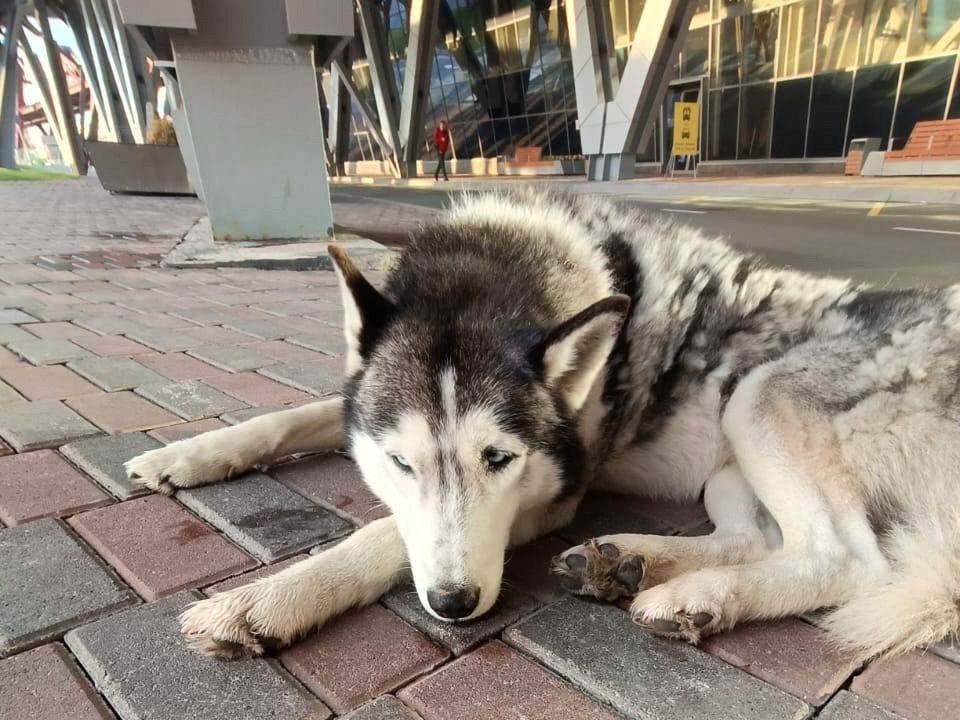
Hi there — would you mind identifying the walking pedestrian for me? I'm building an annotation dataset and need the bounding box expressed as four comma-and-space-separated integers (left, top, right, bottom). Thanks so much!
433, 121, 451, 181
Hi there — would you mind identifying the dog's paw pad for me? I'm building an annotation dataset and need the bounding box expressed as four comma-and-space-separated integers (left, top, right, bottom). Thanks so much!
552, 539, 645, 601
633, 608, 719, 644
614, 557, 644, 593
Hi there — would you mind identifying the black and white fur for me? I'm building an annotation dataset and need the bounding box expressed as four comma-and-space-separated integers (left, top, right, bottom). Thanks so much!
126, 190, 960, 661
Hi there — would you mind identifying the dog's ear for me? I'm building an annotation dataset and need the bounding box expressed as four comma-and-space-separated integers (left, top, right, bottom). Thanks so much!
531, 295, 630, 411
328, 244, 395, 374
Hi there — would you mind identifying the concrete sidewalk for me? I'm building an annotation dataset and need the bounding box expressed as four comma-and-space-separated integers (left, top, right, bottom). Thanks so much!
0, 178, 957, 720
332, 172, 960, 205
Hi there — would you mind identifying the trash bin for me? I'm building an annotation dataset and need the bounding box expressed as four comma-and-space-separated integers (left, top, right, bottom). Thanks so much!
845, 138, 881, 175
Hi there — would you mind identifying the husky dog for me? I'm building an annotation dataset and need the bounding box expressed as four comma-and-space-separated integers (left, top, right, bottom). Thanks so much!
126, 191, 960, 661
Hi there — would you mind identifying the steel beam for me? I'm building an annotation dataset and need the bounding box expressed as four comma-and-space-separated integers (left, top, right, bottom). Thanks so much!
397, 0, 438, 172
78, 0, 120, 140
567, 0, 694, 180
356, 0, 401, 162
328, 46, 353, 175
606, 0, 695, 157
36, 0, 87, 173
63, 2, 115, 141
332, 55, 398, 174
0, 0, 28, 168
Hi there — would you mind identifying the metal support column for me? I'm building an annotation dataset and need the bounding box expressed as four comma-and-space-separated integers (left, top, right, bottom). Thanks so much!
0, 0, 28, 168
332, 55, 397, 166
328, 46, 352, 175
37, 0, 87, 174
397, 0, 439, 177
356, 0, 402, 174
567, 0, 694, 180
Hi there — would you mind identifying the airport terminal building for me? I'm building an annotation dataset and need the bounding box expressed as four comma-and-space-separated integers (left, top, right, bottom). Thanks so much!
344, 0, 960, 171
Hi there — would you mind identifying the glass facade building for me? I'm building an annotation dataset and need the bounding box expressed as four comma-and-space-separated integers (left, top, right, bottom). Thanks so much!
345, 0, 960, 164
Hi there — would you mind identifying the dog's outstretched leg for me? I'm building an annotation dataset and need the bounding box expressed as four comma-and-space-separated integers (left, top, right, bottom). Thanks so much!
180, 516, 406, 658
554, 466, 770, 600
125, 397, 344, 494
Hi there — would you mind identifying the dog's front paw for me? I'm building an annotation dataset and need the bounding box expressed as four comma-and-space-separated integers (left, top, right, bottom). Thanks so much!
552, 538, 645, 601
629, 580, 724, 644
179, 585, 299, 660
124, 438, 245, 495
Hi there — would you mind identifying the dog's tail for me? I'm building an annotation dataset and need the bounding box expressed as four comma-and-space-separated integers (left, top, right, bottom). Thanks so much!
821, 520, 960, 660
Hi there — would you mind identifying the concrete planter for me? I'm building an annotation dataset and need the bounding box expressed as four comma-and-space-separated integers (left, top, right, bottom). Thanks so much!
85, 142, 195, 195
501, 158, 585, 176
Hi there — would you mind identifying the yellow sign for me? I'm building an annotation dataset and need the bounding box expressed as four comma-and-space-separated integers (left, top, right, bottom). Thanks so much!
672, 102, 699, 156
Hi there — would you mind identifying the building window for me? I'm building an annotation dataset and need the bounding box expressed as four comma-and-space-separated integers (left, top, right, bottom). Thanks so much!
817, 0, 864, 72
907, 0, 960, 57
679, 25, 710, 77
771, 77, 812, 157
739, 82, 774, 157
847, 63, 899, 149
709, 86, 740, 159
777, 0, 817, 77
807, 69, 854, 156
892, 55, 955, 145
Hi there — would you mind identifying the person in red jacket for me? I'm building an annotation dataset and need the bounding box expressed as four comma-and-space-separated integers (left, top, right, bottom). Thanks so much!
433, 121, 451, 181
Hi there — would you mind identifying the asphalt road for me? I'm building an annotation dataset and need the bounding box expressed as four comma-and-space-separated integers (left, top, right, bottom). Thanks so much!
330, 185, 960, 289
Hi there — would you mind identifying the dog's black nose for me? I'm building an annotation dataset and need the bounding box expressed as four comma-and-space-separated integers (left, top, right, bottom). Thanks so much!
427, 584, 480, 619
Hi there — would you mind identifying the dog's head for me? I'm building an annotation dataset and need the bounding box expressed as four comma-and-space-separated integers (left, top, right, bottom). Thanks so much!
329, 244, 628, 621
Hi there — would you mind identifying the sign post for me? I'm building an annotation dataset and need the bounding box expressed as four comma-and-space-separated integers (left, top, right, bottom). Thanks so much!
670, 101, 699, 177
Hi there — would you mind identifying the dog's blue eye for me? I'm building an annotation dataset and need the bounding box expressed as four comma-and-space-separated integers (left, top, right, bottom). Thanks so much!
391, 454, 413, 473
484, 448, 514, 470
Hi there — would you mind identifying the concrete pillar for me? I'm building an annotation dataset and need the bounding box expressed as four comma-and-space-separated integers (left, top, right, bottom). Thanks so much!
117, 0, 350, 242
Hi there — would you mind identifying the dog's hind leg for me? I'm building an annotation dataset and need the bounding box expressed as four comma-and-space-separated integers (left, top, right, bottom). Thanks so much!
179, 516, 406, 658
125, 397, 344, 495
630, 359, 885, 644
553, 465, 771, 601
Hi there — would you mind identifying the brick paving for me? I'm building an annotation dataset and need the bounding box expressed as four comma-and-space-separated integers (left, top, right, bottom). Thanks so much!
0, 178, 956, 719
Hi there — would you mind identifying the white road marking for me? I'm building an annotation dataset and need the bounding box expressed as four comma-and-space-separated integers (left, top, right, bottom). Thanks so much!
661, 208, 707, 215
892, 226, 960, 237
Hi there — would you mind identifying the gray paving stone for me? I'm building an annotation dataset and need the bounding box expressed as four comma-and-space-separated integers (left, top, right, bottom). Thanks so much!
287, 332, 346, 357
7, 337, 91, 365
0, 399, 101, 451
24, 305, 90, 322
68, 356, 167, 392
931, 636, 960, 665
505, 597, 810, 720
0, 308, 37, 324
124, 328, 195, 352
187, 344, 274, 372
381, 582, 541, 656
259, 362, 341, 397
178, 471, 352, 562
342, 696, 423, 720
221, 404, 289, 424
60, 432, 162, 500
818, 691, 905, 720
224, 318, 293, 340
135, 379, 247, 420
0, 518, 137, 657
557, 492, 674, 544
0, 325, 36, 346
65, 590, 331, 720
0, 379, 24, 404
74, 316, 142, 336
